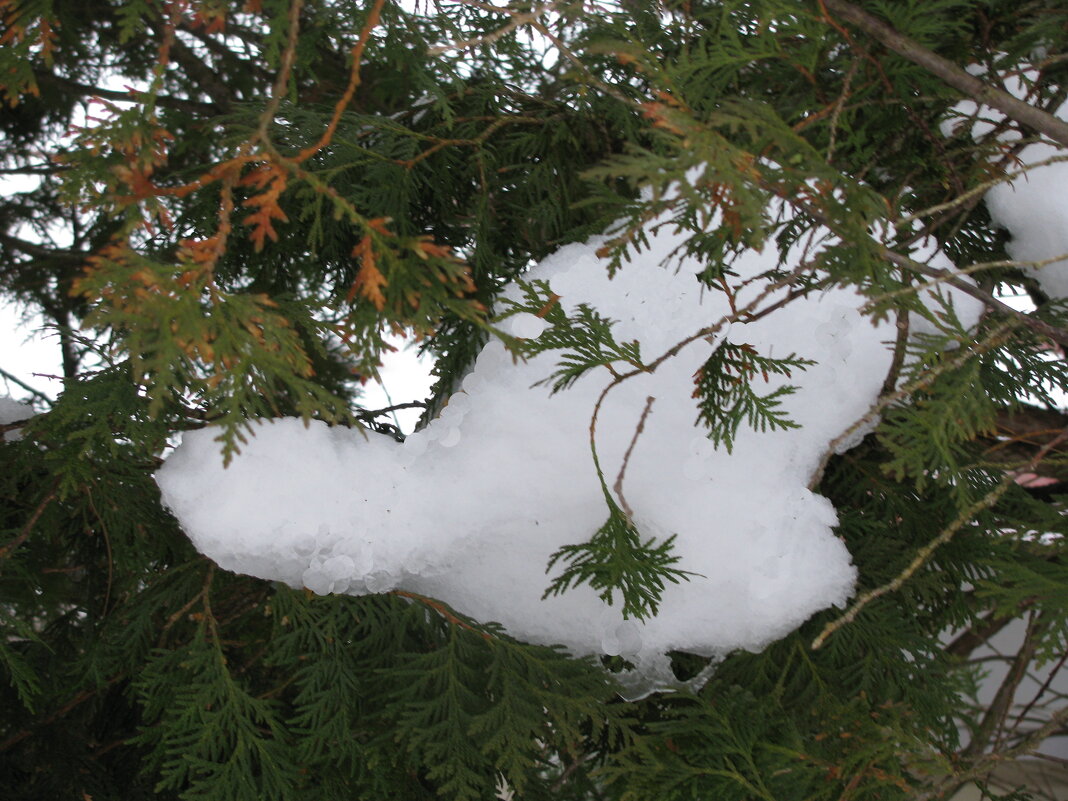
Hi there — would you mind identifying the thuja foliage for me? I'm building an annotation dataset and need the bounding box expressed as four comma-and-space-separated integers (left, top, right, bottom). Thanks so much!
2, 1, 1068, 799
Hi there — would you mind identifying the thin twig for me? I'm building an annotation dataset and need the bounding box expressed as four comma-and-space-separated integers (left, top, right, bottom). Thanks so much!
256, 0, 304, 145
882, 249, 1068, 348
0, 483, 59, 567
529, 18, 634, 107
294, 0, 388, 164
895, 153, 1068, 229
613, 396, 655, 519
428, 2, 556, 55
962, 610, 1044, 758
0, 367, 47, 402
1011, 646, 1068, 734
391, 589, 492, 639
919, 705, 1068, 799
357, 400, 427, 418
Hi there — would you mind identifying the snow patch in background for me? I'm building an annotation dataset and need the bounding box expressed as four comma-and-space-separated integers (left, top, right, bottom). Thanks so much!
0, 396, 32, 441
944, 70, 1068, 299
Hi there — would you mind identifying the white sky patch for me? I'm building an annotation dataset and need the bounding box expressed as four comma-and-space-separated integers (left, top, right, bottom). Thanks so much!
0, 301, 63, 401
358, 333, 435, 433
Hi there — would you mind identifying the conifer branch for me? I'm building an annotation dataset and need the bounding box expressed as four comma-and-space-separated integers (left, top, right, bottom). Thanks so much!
812, 428, 1068, 650
823, 0, 1068, 148
882, 248, 1068, 348
895, 153, 1068, 229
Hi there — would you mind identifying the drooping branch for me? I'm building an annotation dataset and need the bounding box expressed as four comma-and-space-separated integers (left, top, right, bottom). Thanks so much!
823, 0, 1068, 148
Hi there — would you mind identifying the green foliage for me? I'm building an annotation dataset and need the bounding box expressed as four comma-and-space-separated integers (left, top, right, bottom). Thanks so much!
694, 341, 815, 452
502, 279, 644, 392
544, 497, 692, 621
4, 0, 1068, 799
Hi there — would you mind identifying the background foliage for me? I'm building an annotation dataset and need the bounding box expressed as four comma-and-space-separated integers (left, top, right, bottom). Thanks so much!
2, 0, 1068, 799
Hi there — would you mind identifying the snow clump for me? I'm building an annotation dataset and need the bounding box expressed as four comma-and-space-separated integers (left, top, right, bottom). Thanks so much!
156, 217, 978, 691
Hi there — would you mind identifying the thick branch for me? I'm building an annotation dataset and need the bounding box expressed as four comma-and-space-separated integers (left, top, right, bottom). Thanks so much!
881, 249, 1068, 349
0, 232, 88, 264
823, 0, 1068, 148
962, 613, 1045, 759
33, 70, 217, 115
166, 32, 234, 112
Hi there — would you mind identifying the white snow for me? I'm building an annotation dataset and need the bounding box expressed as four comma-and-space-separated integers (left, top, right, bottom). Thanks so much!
156, 212, 910, 688
0, 396, 32, 442
155, 161, 1012, 690
943, 70, 1068, 299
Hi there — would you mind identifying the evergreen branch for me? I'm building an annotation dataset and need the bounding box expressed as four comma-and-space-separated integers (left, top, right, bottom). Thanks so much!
823, 0, 1068, 148
159, 565, 215, 643
391, 589, 492, 638
895, 153, 1068, 229
862, 254, 1068, 313
812, 428, 1068, 651
882, 248, 1068, 348
0, 683, 115, 752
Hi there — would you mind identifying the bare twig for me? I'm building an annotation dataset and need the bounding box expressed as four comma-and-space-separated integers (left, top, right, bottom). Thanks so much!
357, 401, 427, 418
1011, 646, 1068, 735
0, 367, 49, 402
919, 705, 1068, 799
255, 0, 304, 144
613, 396, 655, 519
962, 611, 1045, 758
0, 483, 59, 567
428, 2, 556, 55
882, 249, 1068, 348
293, 0, 388, 164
